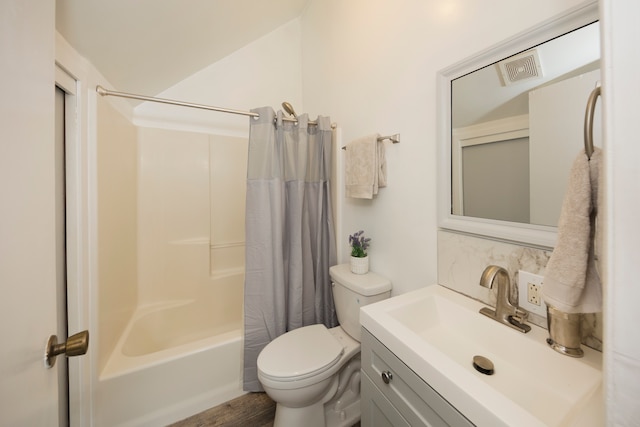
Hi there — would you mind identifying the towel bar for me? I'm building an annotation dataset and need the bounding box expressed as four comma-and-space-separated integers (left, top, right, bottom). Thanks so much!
342, 133, 400, 150
583, 86, 600, 160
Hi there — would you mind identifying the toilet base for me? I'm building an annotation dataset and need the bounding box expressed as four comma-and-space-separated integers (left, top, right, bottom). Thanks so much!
324, 355, 361, 427
273, 396, 361, 427
274, 400, 326, 427
271, 357, 362, 427
325, 396, 360, 427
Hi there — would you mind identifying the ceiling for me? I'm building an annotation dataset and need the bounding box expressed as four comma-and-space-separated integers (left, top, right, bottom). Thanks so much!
56, 0, 309, 96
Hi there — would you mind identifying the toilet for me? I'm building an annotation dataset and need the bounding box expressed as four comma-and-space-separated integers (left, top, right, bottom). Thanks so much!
257, 263, 392, 427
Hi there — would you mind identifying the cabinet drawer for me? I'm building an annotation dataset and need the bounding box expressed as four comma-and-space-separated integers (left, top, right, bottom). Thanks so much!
361, 328, 474, 427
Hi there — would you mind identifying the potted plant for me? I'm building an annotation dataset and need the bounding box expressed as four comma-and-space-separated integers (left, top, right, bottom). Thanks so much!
349, 230, 371, 274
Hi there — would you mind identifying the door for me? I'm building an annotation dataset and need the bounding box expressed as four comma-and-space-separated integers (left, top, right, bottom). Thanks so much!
0, 1, 59, 424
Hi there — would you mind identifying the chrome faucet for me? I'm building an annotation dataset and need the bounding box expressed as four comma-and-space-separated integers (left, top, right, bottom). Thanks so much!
479, 265, 531, 333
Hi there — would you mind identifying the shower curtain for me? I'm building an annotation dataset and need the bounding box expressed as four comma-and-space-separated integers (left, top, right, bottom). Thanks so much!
243, 106, 338, 391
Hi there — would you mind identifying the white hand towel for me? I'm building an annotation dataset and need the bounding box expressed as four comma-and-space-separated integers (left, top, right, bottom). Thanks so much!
542, 147, 602, 313
345, 134, 386, 199
377, 138, 387, 189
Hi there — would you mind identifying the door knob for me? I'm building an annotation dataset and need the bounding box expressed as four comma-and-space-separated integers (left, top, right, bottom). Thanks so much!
45, 330, 89, 368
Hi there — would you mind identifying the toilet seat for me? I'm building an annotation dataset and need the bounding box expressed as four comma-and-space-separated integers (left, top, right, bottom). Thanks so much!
258, 324, 344, 382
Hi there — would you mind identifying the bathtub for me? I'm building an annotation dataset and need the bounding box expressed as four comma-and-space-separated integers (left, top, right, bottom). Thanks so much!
95, 270, 245, 427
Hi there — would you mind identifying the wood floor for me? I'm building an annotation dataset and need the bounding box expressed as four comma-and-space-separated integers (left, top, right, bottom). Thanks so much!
169, 392, 361, 427
169, 393, 276, 427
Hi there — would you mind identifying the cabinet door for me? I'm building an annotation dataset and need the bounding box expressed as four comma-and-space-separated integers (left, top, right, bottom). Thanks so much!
361, 329, 474, 427
361, 372, 411, 427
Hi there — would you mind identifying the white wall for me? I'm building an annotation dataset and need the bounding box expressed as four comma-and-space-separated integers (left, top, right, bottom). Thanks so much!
134, 18, 304, 138
601, 0, 640, 425
300, 0, 586, 296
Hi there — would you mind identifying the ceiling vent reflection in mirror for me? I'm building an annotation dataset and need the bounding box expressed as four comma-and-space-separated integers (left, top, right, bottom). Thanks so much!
498, 49, 543, 86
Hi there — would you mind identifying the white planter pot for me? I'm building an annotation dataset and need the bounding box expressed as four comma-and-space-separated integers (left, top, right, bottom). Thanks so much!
350, 256, 369, 274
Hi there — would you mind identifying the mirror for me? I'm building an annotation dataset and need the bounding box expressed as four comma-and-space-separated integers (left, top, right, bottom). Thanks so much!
438, 1, 599, 248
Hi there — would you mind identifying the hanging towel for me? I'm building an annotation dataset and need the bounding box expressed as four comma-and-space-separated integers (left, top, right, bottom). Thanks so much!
542, 147, 602, 313
345, 134, 387, 199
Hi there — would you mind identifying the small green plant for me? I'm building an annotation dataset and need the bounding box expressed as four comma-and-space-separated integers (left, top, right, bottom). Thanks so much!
349, 230, 371, 258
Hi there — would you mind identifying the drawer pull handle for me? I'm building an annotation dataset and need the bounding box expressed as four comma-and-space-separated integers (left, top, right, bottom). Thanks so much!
381, 370, 393, 384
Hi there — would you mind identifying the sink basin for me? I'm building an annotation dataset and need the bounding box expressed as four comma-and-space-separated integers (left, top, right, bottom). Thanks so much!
360, 284, 603, 427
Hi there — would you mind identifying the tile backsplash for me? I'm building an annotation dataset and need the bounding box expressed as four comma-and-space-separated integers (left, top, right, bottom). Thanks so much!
437, 229, 602, 352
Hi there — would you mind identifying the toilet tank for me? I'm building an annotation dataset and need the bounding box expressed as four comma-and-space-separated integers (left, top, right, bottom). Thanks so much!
329, 264, 392, 342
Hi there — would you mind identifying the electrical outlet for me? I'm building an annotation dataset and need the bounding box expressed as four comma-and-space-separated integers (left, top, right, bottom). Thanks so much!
528, 282, 541, 305
518, 270, 547, 317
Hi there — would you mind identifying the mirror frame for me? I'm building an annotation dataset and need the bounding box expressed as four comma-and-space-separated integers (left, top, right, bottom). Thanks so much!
437, 0, 599, 249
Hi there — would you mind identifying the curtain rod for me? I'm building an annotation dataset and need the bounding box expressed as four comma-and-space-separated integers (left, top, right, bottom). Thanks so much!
95, 85, 332, 127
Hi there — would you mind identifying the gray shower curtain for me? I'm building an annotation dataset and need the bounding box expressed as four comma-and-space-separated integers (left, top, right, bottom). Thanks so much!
243, 106, 338, 391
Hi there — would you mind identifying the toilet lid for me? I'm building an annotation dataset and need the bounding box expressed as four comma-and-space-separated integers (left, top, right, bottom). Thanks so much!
258, 324, 344, 381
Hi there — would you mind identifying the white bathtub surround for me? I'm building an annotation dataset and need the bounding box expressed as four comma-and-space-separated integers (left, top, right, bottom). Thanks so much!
93, 121, 248, 426
438, 230, 602, 352
97, 272, 244, 426
96, 96, 139, 374
97, 332, 243, 427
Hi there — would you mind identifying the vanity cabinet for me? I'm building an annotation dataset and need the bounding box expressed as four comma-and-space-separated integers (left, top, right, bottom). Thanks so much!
361, 328, 474, 427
